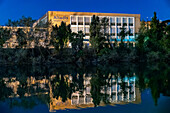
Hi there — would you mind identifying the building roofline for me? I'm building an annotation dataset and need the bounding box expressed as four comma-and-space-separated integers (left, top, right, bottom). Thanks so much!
47, 10, 140, 16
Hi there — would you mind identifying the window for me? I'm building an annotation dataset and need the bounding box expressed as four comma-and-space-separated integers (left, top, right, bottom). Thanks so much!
105, 27, 109, 35
85, 17, 90, 25
84, 39, 89, 41
78, 27, 83, 32
123, 18, 127, 26
71, 27, 77, 33
129, 18, 133, 26
111, 28, 115, 36
78, 17, 83, 25
117, 18, 121, 26
85, 27, 90, 35
71, 16, 76, 25
99, 17, 103, 21
110, 17, 115, 26
129, 28, 133, 36
110, 36, 116, 41
117, 28, 121, 36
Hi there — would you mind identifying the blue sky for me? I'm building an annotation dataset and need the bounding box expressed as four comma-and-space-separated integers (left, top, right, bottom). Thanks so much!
0, 0, 170, 25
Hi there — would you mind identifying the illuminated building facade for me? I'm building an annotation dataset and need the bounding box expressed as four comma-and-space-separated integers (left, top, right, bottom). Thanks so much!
34, 11, 141, 46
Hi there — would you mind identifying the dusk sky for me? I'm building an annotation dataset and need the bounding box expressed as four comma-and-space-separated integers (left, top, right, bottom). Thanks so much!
0, 0, 170, 25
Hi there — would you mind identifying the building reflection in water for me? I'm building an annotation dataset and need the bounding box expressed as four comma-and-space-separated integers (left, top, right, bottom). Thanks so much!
1, 73, 141, 112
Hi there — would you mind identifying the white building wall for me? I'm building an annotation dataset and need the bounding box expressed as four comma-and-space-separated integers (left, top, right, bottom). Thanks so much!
70, 15, 135, 46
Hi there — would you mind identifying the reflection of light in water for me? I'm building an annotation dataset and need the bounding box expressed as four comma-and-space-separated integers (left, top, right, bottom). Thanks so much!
71, 75, 136, 105
2, 74, 139, 111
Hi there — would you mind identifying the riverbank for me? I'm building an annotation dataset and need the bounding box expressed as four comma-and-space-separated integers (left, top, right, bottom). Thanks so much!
0, 48, 169, 65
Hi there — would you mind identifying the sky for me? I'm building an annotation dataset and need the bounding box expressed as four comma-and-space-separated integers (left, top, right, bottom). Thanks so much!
0, 0, 170, 25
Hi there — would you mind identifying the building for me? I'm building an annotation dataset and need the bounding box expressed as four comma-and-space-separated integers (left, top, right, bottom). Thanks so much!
34, 11, 141, 47
0, 26, 48, 48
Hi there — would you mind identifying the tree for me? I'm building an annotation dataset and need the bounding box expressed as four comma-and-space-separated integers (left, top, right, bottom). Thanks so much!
136, 12, 170, 61
116, 26, 131, 59
69, 31, 84, 61
136, 20, 147, 60
0, 79, 13, 101
0, 28, 11, 48
119, 25, 130, 48
101, 17, 113, 49
90, 75, 102, 107
50, 24, 59, 50
51, 22, 71, 52
70, 31, 84, 53
90, 15, 105, 53
5, 16, 36, 27
146, 12, 164, 52
161, 24, 170, 52
16, 28, 27, 48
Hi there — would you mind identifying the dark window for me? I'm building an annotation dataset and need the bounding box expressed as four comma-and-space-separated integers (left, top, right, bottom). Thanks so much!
117, 23, 121, 26
85, 33, 90, 36
111, 33, 115, 36
85, 22, 90, 25
129, 23, 133, 26
111, 23, 115, 26
129, 43, 133, 47
84, 39, 89, 41
123, 23, 127, 26
71, 22, 76, 25
129, 33, 133, 36
78, 22, 83, 25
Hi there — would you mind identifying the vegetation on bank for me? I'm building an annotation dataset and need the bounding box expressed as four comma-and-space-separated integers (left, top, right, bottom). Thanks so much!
0, 12, 169, 65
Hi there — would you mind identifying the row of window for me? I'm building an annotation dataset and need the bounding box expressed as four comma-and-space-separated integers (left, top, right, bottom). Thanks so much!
71, 16, 134, 26
71, 27, 134, 36
83, 37, 135, 42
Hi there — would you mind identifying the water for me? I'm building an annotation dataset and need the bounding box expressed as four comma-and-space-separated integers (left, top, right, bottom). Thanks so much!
0, 63, 170, 113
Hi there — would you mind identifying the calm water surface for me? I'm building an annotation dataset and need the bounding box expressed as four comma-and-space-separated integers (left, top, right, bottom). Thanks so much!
0, 63, 170, 113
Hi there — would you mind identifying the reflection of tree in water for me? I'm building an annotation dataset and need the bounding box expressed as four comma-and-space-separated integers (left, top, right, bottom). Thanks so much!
144, 63, 170, 106
51, 75, 74, 102
0, 79, 12, 101
90, 65, 136, 106
0, 62, 169, 109
135, 62, 170, 106
90, 74, 103, 107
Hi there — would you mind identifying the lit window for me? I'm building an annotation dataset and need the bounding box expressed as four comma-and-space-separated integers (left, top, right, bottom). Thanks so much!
85, 17, 90, 25
78, 17, 83, 25
110, 17, 115, 26
129, 28, 133, 36
123, 18, 127, 26
129, 18, 133, 26
111, 28, 115, 36
117, 18, 121, 26
85, 27, 90, 35
71, 27, 77, 33
99, 17, 103, 21
106, 27, 109, 35
117, 28, 121, 36
71, 16, 76, 25
78, 27, 83, 32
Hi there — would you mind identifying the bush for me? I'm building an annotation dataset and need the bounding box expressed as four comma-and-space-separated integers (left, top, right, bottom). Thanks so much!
147, 51, 161, 62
